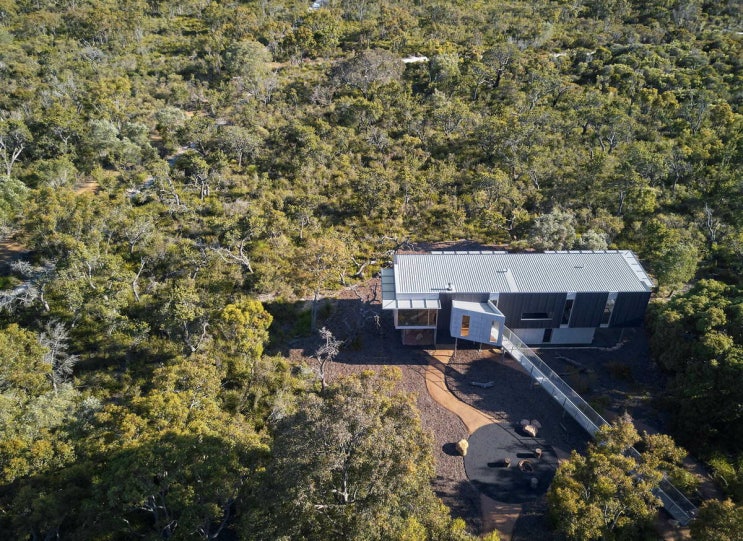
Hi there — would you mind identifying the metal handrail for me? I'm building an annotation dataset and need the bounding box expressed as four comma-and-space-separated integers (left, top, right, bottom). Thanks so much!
501, 327, 697, 525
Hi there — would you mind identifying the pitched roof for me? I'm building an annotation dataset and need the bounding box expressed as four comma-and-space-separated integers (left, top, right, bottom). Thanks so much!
391, 250, 653, 298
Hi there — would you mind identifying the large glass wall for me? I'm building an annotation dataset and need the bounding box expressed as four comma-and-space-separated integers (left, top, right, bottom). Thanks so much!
396, 309, 438, 327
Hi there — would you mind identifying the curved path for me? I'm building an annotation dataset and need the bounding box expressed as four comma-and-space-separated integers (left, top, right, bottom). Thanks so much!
424, 348, 522, 541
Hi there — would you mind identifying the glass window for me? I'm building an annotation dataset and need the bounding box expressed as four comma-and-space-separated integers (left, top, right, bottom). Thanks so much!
397, 309, 437, 327
490, 321, 500, 343
461, 315, 470, 337
561, 299, 574, 325
601, 298, 616, 326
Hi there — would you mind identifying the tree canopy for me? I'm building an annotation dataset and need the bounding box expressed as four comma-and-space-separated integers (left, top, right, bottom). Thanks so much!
548, 415, 691, 541
0, 0, 740, 537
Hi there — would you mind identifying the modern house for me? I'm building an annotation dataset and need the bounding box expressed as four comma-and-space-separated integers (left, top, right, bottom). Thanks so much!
381, 250, 653, 347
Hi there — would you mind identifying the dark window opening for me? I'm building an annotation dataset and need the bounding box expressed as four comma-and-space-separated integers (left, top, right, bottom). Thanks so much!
522, 312, 551, 320
561, 300, 574, 325
543, 328, 553, 343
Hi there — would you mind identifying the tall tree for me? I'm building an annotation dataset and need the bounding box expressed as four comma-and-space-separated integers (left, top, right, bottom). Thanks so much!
690, 499, 743, 541
247, 369, 477, 541
548, 415, 689, 541
0, 117, 31, 179
295, 234, 350, 331
217, 296, 273, 389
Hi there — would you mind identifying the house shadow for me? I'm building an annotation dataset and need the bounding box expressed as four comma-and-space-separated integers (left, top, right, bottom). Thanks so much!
444, 352, 590, 460
264, 294, 431, 368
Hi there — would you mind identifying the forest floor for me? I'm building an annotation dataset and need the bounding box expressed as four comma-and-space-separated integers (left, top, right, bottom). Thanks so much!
0, 238, 28, 273
272, 276, 715, 539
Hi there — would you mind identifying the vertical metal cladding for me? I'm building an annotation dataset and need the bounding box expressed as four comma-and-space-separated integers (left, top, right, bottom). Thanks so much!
497, 292, 566, 329
611, 291, 652, 327
571, 292, 610, 327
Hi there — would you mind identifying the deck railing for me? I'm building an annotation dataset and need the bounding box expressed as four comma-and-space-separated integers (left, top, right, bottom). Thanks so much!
501, 327, 697, 525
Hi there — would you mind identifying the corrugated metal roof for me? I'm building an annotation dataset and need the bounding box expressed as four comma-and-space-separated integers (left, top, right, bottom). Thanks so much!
382, 298, 442, 310
381, 268, 396, 301
393, 251, 652, 296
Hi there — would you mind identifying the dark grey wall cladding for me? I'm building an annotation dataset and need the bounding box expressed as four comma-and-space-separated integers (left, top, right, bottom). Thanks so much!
571, 292, 609, 327
611, 291, 651, 327
438, 293, 489, 337
498, 293, 566, 329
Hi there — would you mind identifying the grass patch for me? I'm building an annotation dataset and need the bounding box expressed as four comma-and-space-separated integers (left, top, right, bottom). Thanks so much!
565, 369, 593, 394
589, 395, 611, 415
605, 361, 634, 382
348, 334, 363, 351
294, 309, 312, 337
0, 275, 18, 289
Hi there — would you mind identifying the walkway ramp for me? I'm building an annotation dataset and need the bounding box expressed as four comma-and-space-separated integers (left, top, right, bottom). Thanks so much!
500, 327, 697, 526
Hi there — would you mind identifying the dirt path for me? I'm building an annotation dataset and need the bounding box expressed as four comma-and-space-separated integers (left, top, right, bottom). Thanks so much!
425, 349, 495, 432
424, 347, 522, 541
0, 238, 28, 272
74, 179, 99, 195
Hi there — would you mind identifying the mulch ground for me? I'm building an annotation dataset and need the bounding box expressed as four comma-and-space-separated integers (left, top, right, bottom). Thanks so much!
444, 347, 590, 539
446, 348, 589, 460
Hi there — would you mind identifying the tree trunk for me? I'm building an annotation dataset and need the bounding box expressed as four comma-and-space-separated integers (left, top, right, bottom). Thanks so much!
311, 290, 319, 332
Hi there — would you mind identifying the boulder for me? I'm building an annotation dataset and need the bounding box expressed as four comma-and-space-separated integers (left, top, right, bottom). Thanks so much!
455, 439, 469, 456
523, 424, 538, 437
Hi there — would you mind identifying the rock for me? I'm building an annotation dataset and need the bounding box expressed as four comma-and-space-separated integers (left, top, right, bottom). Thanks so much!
523, 424, 537, 437
531, 419, 542, 429
455, 439, 469, 456
520, 419, 530, 427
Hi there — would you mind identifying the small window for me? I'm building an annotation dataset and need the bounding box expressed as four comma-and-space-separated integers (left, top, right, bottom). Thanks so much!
522, 312, 551, 320
543, 328, 553, 343
461, 315, 470, 337
561, 299, 574, 325
601, 296, 616, 326
490, 321, 500, 343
